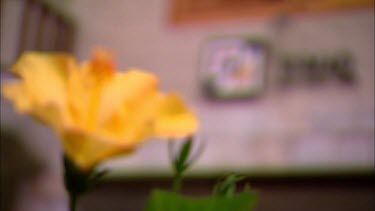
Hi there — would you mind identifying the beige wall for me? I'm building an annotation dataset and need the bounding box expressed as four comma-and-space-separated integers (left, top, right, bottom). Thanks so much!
72, 0, 374, 99
1, 0, 374, 175
71, 0, 374, 174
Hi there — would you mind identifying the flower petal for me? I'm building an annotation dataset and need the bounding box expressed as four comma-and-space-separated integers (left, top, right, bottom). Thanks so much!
1, 50, 200, 172
89, 48, 116, 77
153, 94, 199, 139
2, 82, 32, 112
2, 52, 76, 129
98, 71, 162, 145
61, 128, 134, 171
98, 69, 158, 123
11, 52, 73, 106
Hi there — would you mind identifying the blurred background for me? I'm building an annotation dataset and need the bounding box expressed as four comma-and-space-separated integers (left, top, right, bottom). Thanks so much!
1, 0, 374, 210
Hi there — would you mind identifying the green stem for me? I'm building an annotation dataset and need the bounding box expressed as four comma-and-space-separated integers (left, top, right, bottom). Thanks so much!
172, 173, 183, 192
69, 193, 77, 211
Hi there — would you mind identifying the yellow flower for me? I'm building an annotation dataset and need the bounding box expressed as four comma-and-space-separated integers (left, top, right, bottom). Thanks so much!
2, 49, 199, 171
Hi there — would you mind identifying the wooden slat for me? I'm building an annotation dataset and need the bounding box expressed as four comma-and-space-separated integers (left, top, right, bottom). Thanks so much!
16, 0, 75, 55
17, 0, 34, 56
35, 4, 48, 50
170, 0, 374, 24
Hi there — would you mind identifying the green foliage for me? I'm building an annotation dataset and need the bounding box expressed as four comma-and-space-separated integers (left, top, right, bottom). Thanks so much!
147, 170, 258, 211
145, 189, 258, 211
170, 137, 195, 192
161, 139, 258, 210
172, 137, 193, 175
212, 173, 246, 197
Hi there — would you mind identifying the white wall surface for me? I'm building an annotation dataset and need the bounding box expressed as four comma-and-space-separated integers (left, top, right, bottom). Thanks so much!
1, 0, 374, 176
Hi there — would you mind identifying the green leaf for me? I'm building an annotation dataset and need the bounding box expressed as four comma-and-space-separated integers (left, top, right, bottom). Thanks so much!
174, 138, 192, 174
87, 169, 109, 189
213, 174, 246, 197
145, 189, 258, 211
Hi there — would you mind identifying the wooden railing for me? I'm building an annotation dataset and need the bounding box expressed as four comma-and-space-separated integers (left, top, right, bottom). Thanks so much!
16, 0, 75, 55
170, 0, 374, 24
